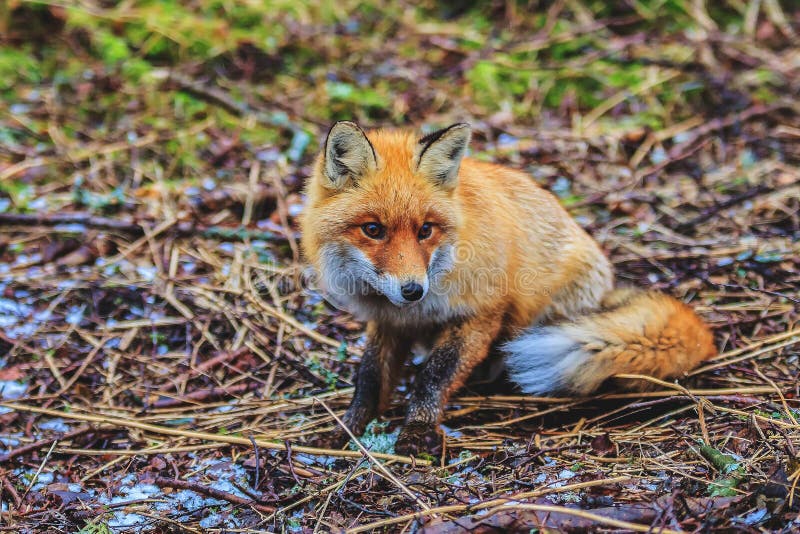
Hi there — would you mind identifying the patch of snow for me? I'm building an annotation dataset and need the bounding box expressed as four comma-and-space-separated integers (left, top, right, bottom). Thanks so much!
39, 418, 70, 433
108, 512, 147, 530
199, 511, 241, 529
136, 265, 158, 281
557, 469, 577, 480
440, 424, 463, 438
0, 380, 27, 400
0, 434, 22, 448
65, 305, 85, 325
30, 472, 55, 492
742, 508, 768, 525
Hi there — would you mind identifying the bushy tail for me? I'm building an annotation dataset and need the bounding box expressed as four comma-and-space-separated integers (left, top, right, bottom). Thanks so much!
504, 289, 717, 395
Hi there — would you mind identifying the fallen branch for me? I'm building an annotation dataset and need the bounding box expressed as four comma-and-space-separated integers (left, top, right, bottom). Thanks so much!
170, 348, 254, 401
344, 476, 630, 534
153, 476, 276, 513
0, 402, 431, 466
677, 179, 799, 232
666, 102, 787, 160
419, 495, 742, 534
166, 72, 327, 128
0, 212, 294, 242
0, 213, 143, 234
1, 475, 22, 510
0, 119, 214, 182
152, 381, 258, 409
0, 426, 92, 464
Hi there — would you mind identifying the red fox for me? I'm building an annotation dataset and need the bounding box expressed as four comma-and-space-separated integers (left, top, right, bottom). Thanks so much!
301, 121, 717, 455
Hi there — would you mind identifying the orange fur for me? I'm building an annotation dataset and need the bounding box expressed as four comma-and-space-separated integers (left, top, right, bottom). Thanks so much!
301, 122, 717, 454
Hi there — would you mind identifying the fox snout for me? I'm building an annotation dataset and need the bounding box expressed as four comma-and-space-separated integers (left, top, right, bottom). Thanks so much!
374, 273, 429, 307
400, 281, 425, 302
317, 243, 434, 309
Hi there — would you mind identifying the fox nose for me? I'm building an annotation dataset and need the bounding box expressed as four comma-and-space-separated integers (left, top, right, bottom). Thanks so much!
400, 282, 424, 302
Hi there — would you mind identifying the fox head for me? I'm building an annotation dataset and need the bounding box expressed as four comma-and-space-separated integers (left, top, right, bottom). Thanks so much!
301, 122, 470, 315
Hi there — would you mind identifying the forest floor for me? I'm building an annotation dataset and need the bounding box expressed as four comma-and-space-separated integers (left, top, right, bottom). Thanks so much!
1, 1, 799, 532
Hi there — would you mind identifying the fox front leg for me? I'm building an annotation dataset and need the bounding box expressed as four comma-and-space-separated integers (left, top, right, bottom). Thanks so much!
395, 314, 502, 456
325, 324, 409, 448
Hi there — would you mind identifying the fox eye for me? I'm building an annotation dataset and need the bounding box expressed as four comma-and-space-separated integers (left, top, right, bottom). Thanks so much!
418, 222, 433, 240
361, 222, 385, 239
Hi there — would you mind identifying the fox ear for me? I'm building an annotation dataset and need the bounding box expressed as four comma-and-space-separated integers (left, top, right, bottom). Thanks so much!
415, 123, 471, 189
322, 121, 377, 189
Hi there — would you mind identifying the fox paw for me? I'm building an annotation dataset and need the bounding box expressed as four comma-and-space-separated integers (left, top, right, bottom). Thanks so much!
395, 422, 441, 457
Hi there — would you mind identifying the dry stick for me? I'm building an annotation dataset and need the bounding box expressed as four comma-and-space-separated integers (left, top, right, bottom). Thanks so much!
171, 347, 250, 386
0, 118, 214, 182
154, 476, 276, 513
241, 290, 357, 353
345, 476, 629, 534
313, 487, 336, 534
135, 511, 204, 534
55, 444, 222, 456
789, 466, 800, 509
264, 464, 378, 523
0, 403, 429, 466
752, 363, 799, 425
152, 381, 257, 409
582, 71, 681, 129
0, 213, 143, 234
248, 435, 261, 490
0, 426, 92, 463
714, 405, 799, 429
710, 327, 800, 360
42, 350, 67, 390
0, 212, 293, 245
667, 102, 786, 159
1, 476, 22, 510
20, 440, 58, 502
678, 179, 800, 232
614, 373, 717, 441
690, 334, 800, 376
442, 503, 684, 534
56, 340, 105, 396
80, 442, 166, 483
269, 162, 300, 262
314, 397, 431, 512
481, 398, 587, 428
456, 387, 779, 407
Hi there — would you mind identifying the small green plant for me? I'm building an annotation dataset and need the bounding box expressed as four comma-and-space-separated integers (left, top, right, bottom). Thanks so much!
700, 444, 746, 497
75, 517, 112, 534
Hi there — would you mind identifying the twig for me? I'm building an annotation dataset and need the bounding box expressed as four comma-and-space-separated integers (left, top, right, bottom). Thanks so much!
314, 397, 432, 511
0, 426, 92, 464
0, 118, 214, 181
345, 476, 630, 534
20, 440, 58, 502
248, 435, 261, 490
283, 441, 305, 488
153, 476, 275, 513
0, 212, 293, 243
420, 496, 741, 534
677, 179, 799, 232
1, 476, 22, 510
669, 102, 787, 153
171, 347, 251, 387
151, 381, 258, 408
0, 402, 430, 466
0, 213, 143, 234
